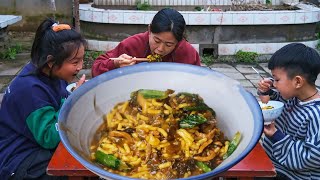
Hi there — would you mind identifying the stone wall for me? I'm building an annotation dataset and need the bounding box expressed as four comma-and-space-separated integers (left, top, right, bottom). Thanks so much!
0, 28, 8, 48
93, 0, 277, 6
0, 0, 73, 31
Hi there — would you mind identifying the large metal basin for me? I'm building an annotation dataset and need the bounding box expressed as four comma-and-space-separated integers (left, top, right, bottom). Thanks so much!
58, 62, 263, 180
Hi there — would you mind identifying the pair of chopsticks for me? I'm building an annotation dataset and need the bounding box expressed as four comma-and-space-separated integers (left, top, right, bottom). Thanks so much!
252, 66, 275, 94
252, 66, 274, 82
251, 67, 264, 80
110, 57, 149, 62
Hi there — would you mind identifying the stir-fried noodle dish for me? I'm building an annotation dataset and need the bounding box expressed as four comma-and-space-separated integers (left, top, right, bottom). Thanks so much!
90, 89, 241, 179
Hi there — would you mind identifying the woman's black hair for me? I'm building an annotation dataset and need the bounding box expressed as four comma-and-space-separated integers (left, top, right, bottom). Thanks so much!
268, 43, 320, 85
31, 18, 86, 73
150, 8, 186, 42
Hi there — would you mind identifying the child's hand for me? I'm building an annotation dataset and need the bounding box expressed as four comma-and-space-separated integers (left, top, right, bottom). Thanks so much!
264, 122, 277, 137
75, 74, 86, 88
260, 95, 270, 104
258, 78, 273, 93
258, 78, 273, 103
115, 54, 136, 68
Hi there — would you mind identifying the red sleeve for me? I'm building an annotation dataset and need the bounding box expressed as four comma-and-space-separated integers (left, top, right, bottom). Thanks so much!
170, 40, 201, 66
92, 42, 128, 77
91, 32, 149, 77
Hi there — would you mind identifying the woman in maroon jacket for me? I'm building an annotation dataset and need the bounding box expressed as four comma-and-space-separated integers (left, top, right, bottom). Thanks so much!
92, 8, 201, 77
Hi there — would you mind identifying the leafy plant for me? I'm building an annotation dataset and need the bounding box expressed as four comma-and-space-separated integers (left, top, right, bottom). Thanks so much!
83, 50, 104, 69
0, 43, 22, 60
84, 50, 103, 60
266, 0, 272, 5
136, 1, 151, 11
200, 54, 215, 66
235, 50, 259, 63
194, 6, 202, 11
13, 43, 22, 53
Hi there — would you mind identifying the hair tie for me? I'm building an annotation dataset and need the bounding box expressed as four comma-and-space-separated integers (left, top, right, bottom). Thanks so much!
52, 23, 71, 32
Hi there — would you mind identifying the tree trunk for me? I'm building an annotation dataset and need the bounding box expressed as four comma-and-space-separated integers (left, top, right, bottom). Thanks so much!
73, 0, 80, 33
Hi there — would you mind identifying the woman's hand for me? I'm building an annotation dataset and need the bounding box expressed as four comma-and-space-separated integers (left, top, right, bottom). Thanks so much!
264, 122, 277, 137
113, 54, 136, 68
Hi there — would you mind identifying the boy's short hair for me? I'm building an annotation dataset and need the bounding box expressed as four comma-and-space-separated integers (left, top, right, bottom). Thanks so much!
268, 43, 320, 85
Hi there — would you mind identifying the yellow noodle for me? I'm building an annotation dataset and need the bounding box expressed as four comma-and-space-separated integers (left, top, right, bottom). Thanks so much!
178, 103, 189, 109
123, 143, 131, 154
116, 112, 122, 120
121, 101, 129, 113
151, 99, 163, 106
157, 127, 168, 137
91, 90, 231, 179
117, 123, 124, 131
138, 113, 149, 121
129, 158, 141, 166
137, 124, 157, 131
147, 109, 161, 114
147, 134, 160, 146
172, 155, 180, 159
158, 162, 172, 169
164, 104, 172, 111
163, 110, 170, 115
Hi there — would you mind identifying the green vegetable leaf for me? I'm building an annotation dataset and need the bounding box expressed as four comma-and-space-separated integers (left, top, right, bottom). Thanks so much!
95, 151, 131, 171
183, 103, 216, 116
179, 114, 207, 128
138, 89, 168, 99
196, 161, 212, 173
223, 131, 241, 160
95, 151, 120, 169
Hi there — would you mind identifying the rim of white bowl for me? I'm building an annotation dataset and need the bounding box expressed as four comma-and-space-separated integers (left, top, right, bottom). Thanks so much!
58, 62, 264, 180
259, 101, 284, 111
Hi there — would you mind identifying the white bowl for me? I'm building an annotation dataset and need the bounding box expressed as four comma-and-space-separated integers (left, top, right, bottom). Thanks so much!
66, 80, 89, 94
58, 63, 263, 180
258, 100, 284, 124
66, 82, 76, 94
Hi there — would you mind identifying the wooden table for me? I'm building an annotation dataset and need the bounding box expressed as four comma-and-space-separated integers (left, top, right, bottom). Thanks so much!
47, 142, 276, 180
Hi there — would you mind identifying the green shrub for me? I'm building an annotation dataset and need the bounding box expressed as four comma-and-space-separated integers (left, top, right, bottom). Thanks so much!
201, 54, 215, 66
83, 50, 104, 69
0, 43, 22, 60
84, 50, 103, 60
136, 1, 151, 11
235, 50, 259, 63
194, 6, 202, 11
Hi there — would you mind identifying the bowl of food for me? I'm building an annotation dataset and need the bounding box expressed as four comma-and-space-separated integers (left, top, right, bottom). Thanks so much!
66, 82, 77, 94
66, 80, 89, 94
258, 100, 284, 124
58, 63, 263, 180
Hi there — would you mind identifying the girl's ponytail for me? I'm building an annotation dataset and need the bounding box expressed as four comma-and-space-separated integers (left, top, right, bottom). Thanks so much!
31, 18, 56, 68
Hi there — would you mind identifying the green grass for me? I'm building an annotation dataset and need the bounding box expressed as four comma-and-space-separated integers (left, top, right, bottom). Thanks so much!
200, 54, 216, 66
235, 50, 259, 63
